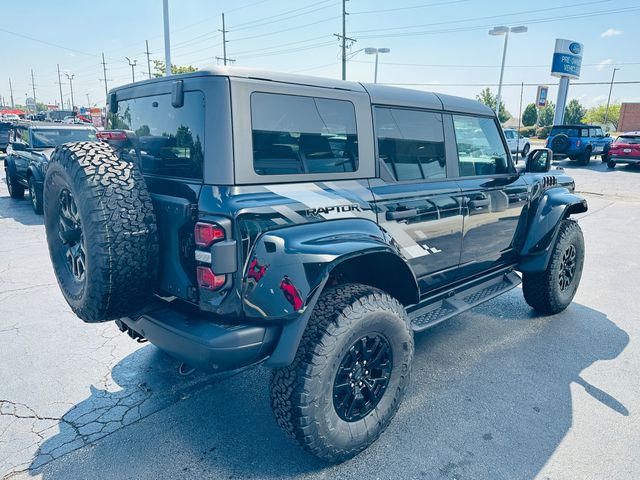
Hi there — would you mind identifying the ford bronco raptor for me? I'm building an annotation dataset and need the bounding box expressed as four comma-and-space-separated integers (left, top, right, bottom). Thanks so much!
42, 67, 587, 463
546, 124, 613, 166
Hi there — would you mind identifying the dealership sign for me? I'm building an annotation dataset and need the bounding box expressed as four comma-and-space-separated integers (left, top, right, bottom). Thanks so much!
536, 86, 549, 108
551, 39, 583, 79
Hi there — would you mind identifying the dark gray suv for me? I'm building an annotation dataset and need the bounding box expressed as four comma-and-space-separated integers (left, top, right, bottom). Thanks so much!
42, 67, 587, 462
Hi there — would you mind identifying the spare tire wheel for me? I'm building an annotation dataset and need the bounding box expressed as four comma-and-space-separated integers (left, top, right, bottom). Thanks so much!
551, 134, 569, 154
43, 141, 159, 323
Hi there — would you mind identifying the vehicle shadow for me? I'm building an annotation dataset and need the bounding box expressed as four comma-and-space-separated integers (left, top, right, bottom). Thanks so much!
0, 180, 43, 226
28, 293, 629, 479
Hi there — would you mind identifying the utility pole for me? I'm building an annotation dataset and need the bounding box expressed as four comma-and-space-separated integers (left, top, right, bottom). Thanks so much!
125, 57, 137, 83
220, 13, 229, 65
216, 56, 235, 65
65, 73, 75, 110
30, 69, 37, 106
101, 53, 109, 100
57, 64, 64, 109
604, 67, 620, 128
145, 40, 152, 78
86, 93, 91, 107
8, 77, 15, 108
334, 0, 356, 80
163, 0, 172, 76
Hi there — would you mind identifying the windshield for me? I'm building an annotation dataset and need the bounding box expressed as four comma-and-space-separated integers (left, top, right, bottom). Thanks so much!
615, 136, 640, 145
550, 127, 580, 137
31, 129, 96, 148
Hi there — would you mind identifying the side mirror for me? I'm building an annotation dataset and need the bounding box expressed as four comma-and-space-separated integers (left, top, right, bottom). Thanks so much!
605, 133, 610, 137
10, 142, 27, 152
525, 148, 552, 173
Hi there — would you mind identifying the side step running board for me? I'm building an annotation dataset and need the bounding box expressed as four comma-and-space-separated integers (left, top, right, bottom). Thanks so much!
408, 271, 521, 332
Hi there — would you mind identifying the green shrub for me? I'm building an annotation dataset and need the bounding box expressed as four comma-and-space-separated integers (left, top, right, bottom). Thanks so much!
518, 127, 536, 137
536, 126, 552, 139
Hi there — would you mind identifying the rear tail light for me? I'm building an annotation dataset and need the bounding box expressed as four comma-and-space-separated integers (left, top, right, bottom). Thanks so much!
197, 266, 226, 290
96, 130, 128, 141
194, 222, 225, 247
576, 140, 581, 147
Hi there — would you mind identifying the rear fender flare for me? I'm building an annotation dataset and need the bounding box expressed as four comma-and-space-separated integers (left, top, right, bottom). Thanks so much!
518, 186, 587, 272
239, 218, 418, 367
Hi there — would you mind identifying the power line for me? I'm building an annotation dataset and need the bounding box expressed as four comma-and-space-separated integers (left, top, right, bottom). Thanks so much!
230, 0, 337, 30
351, 0, 468, 15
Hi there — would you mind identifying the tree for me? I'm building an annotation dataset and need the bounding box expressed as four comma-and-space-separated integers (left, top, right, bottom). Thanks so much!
584, 103, 621, 130
564, 99, 586, 125
538, 101, 555, 127
522, 103, 537, 127
476, 87, 511, 123
152, 60, 198, 78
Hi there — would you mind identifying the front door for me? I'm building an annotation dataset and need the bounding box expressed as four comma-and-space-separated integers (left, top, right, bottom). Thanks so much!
449, 114, 528, 277
369, 106, 464, 294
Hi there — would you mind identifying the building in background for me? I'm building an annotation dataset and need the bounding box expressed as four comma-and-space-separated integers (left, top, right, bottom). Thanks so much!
619, 103, 640, 132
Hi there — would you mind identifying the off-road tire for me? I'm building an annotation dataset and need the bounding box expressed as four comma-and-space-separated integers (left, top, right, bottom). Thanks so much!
5, 167, 24, 199
522, 220, 584, 315
578, 148, 591, 166
43, 141, 159, 322
270, 283, 414, 463
607, 160, 616, 169
28, 176, 43, 214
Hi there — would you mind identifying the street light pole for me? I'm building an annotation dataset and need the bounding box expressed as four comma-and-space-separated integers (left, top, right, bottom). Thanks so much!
163, 0, 172, 76
65, 73, 75, 110
125, 57, 137, 83
604, 67, 620, 128
364, 47, 390, 84
489, 25, 527, 121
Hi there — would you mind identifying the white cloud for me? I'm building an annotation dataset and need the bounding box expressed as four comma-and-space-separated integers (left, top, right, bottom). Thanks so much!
596, 59, 613, 71
601, 28, 623, 37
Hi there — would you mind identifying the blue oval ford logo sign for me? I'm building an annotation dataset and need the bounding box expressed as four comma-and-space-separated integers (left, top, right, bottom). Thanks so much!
569, 42, 582, 55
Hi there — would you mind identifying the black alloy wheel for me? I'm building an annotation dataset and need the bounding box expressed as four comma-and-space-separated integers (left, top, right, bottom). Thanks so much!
558, 244, 577, 292
57, 188, 86, 283
333, 334, 393, 422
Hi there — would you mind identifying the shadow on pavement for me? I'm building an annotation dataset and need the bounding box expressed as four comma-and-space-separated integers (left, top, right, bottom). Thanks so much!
28, 297, 628, 479
553, 158, 640, 174
0, 179, 43, 226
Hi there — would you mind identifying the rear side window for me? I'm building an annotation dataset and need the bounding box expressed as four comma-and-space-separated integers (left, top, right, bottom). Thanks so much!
452, 115, 511, 177
251, 92, 358, 175
551, 127, 580, 137
110, 92, 205, 179
374, 107, 446, 181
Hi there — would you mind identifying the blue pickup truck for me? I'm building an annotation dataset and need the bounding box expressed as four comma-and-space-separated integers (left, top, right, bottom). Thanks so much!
546, 124, 613, 166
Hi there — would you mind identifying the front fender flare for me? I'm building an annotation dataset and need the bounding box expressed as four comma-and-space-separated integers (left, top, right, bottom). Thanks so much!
518, 186, 587, 272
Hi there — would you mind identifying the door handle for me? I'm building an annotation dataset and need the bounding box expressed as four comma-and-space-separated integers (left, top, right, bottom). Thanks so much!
386, 208, 418, 220
468, 198, 490, 209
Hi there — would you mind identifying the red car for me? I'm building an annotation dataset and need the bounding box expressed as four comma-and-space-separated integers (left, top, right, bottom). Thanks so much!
606, 132, 640, 169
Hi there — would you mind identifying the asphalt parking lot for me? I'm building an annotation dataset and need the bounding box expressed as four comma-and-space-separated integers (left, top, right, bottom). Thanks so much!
1, 157, 639, 480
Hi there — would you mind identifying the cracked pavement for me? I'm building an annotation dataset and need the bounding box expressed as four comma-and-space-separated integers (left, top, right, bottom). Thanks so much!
1, 159, 639, 479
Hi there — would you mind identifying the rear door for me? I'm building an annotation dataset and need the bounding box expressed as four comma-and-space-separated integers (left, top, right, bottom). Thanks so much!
369, 106, 464, 293
450, 114, 528, 277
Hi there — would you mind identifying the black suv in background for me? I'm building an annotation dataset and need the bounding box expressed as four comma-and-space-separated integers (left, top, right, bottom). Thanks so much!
4, 123, 97, 213
42, 68, 587, 462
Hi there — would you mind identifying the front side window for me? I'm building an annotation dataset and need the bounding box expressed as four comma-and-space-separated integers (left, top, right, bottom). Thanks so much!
453, 115, 511, 177
374, 107, 446, 181
251, 92, 358, 175
110, 91, 205, 179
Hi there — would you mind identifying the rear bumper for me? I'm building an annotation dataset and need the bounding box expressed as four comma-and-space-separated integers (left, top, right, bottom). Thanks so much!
117, 298, 281, 373
609, 155, 640, 164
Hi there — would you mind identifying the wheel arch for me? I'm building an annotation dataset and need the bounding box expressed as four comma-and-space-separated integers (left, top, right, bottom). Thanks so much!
517, 186, 588, 273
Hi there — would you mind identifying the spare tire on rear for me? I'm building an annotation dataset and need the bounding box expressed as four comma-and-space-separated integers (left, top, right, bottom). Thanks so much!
43, 142, 159, 322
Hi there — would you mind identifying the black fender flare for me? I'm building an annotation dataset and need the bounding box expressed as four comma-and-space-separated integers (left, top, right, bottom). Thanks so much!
239, 218, 419, 367
27, 162, 45, 183
4, 155, 18, 178
517, 186, 587, 272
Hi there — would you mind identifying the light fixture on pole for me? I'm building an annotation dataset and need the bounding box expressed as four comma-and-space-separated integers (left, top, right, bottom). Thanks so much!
604, 67, 620, 128
489, 25, 527, 120
125, 57, 138, 83
64, 73, 75, 110
364, 47, 390, 83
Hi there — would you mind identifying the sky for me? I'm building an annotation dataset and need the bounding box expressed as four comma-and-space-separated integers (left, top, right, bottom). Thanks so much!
1, 0, 639, 118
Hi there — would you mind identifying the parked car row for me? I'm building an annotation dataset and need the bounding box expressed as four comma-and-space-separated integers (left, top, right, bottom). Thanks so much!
3, 123, 97, 213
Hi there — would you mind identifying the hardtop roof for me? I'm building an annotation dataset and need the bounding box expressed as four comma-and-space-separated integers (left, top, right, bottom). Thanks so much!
110, 66, 494, 116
